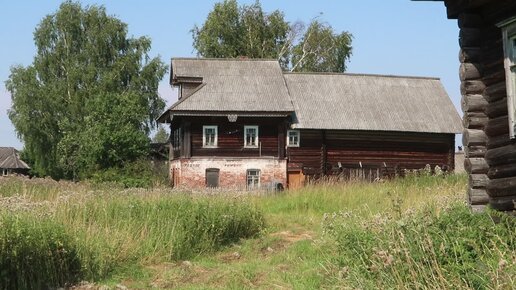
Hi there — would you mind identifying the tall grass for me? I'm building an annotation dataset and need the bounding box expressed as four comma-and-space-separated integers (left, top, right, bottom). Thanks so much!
0, 177, 265, 287
323, 200, 516, 289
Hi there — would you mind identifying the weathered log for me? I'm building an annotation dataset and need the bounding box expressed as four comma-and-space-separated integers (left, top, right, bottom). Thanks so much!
462, 129, 487, 146
482, 69, 505, 87
486, 176, 516, 197
488, 162, 516, 179
463, 112, 488, 129
486, 143, 516, 166
459, 63, 482, 81
468, 188, 489, 204
487, 133, 512, 149
458, 13, 483, 29
460, 80, 486, 95
465, 145, 486, 158
469, 174, 489, 188
459, 28, 481, 47
461, 94, 487, 113
485, 98, 508, 118
483, 81, 507, 103
485, 115, 509, 137
464, 157, 488, 174
470, 204, 486, 212
459, 48, 481, 63
489, 196, 515, 211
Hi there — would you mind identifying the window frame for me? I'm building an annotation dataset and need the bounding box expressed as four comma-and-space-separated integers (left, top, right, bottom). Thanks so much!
286, 130, 300, 147
498, 17, 516, 139
246, 169, 261, 190
202, 125, 218, 148
244, 125, 259, 148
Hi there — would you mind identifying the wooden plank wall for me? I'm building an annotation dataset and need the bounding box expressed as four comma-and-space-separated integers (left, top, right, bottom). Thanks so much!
287, 130, 454, 178
187, 117, 285, 158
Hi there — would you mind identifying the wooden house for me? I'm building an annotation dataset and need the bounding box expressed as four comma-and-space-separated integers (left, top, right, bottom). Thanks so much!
0, 147, 30, 176
418, 0, 516, 212
158, 58, 461, 190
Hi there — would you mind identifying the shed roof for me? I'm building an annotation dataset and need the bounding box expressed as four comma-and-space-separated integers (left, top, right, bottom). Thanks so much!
165, 58, 294, 114
284, 73, 462, 133
0, 147, 30, 169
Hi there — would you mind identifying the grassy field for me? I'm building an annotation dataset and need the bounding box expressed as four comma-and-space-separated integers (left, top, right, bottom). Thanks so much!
0, 174, 514, 289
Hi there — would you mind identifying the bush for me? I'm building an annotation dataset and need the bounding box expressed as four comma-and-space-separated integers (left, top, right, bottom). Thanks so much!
323, 204, 516, 289
0, 215, 83, 289
89, 159, 157, 188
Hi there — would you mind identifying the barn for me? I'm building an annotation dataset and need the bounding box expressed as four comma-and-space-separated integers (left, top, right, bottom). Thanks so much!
418, 0, 516, 213
158, 58, 462, 190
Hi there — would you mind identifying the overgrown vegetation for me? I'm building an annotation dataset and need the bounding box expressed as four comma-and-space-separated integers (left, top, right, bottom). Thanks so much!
0, 174, 514, 289
6, 1, 166, 179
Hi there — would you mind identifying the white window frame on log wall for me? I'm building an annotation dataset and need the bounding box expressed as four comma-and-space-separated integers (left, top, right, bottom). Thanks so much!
202, 125, 218, 148
498, 17, 516, 139
287, 130, 300, 147
244, 126, 259, 148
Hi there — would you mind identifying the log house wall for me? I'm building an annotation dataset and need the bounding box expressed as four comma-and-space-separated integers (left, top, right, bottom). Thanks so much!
449, 0, 516, 212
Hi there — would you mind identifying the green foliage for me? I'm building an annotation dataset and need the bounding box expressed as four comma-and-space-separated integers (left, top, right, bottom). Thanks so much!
192, 0, 352, 72
151, 126, 169, 143
0, 215, 83, 289
90, 159, 155, 188
323, 204, 516, 289
291, 20, 353, 72
6, 1, 167, 179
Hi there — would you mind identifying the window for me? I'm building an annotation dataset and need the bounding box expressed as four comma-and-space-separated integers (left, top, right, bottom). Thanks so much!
498, 17, 516, 138
203, 126, 218, 147
173, 127, 181, 148
244, 126, 258, 148
287, 130, 300, 147
247, 169, 260, 189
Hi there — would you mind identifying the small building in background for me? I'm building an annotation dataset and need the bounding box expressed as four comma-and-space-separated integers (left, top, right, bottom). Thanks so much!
0, 147, 30, 176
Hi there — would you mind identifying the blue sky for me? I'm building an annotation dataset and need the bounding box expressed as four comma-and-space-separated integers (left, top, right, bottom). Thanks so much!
0, 0, 460, 150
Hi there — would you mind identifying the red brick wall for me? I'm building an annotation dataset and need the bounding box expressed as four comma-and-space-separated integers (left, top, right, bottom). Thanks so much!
170, 158, 287, 190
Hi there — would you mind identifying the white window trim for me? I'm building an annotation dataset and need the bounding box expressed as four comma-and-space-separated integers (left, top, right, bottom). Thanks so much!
498, 17, 516, 139
202, 125, 218, 148
287, 130, 300, 147
246, 169, 260, 190
244, 125, 259, 148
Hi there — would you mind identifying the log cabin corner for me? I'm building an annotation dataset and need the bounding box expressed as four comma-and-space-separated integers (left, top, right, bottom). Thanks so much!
157, 58, 462, 191
416, 0, 516, 213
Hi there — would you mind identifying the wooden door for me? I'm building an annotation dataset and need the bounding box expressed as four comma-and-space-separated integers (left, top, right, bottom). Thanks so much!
206, 168, 220, 188
288, 170, 305, 190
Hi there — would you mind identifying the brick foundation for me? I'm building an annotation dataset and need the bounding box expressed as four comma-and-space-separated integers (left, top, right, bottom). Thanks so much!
170, 158, 287, 190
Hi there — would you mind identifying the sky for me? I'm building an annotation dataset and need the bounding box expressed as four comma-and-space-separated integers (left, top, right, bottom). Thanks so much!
0, 0, 461, 150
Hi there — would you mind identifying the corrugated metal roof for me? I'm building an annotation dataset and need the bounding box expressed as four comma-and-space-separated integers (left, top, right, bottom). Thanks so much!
284, 73, 462, 133
160, 58, 462, 134
168, 58, 294, 112
0, 147, 30, 169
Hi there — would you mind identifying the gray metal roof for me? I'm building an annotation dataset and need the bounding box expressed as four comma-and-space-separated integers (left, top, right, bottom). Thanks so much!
0, 147, 30, 169
168, 58, 294, 112
284, 73, 462, 133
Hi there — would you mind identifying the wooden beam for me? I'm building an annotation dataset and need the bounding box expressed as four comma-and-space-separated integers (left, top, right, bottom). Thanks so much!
460, 63, 482, 81
464, 157, 489, 174
469, 174, 489, 188
486, 143, 516, 166
461, 94, 487, 112
486, 176, 516, 197
468, 188, 489, 205
463, 129, 487, 146
488, 162, 516, 179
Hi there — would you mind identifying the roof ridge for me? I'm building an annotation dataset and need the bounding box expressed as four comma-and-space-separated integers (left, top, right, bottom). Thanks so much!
172, 57, 278, 62
283, 71, 440, 80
